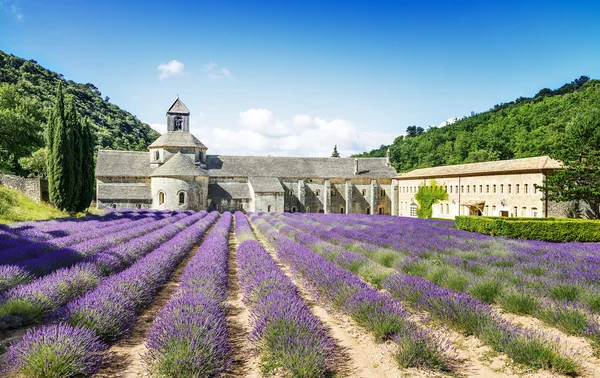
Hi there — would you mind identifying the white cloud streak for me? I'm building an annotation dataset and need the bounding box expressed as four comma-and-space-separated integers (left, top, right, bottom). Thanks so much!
205, 62, 234, 80
157, 60, 184, 80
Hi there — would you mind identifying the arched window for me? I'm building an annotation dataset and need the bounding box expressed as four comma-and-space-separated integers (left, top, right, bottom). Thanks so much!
136, 203, 142, 209
306, 207, 311, 213
340, 207, 344, 213
378, 206, 384, 214
366, 206, 371, 214
409, 203, 417, 217
315, 189, 320, 196
290, 189, 294, 196
362, 189, 367, 196
111, 203, 117, 209
153, 150, 160, 161
267, 205, 272, 212
291, 206, 297, 213
178, 192, 186, 205
159, 191, 165, 205
174, 117, 183, 131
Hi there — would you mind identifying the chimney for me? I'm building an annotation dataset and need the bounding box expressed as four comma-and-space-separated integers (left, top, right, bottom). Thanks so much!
386, 147, 391, 167
354, 158, 359, 175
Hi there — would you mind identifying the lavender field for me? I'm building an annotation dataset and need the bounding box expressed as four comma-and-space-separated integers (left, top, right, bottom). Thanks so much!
0, 210, 598, 377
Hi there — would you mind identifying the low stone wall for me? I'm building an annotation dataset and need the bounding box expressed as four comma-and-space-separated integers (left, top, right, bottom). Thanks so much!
0, 173, 47, 204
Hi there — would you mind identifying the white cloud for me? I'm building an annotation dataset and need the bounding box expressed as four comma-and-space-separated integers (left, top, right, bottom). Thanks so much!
0, 1, 23, 20
188, 109, 393, 157
205, 62, 234, 80
157, 60, 184, 80
439, 116, 461, 127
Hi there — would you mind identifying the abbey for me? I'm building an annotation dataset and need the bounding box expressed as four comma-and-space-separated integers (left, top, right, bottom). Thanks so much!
95, 98, 397, 213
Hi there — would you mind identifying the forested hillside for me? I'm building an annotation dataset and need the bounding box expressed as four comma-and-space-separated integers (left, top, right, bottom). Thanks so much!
355, 76, 598, 172
0, 50, 159, 175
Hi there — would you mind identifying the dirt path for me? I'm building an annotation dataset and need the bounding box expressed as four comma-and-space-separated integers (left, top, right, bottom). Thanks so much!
223, 217, 262, 378
93, 223, 216, 378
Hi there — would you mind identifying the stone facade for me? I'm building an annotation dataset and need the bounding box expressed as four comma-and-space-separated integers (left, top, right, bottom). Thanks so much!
0, 173, 48, 203
95, 98, 397, 213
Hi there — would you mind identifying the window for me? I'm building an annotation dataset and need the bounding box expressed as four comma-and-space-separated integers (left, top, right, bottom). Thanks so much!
533, 184, 538, 194
473, 185, 476, 193
409, 203, 417, 217
516, 184, 519, 194
340, 207, 344, 213
444, 186, 448, 193
485, 205, 489, 215
440, 204, 443, 214
479, 185, 483, 193
461, 185, 464, 193
508, 184, 511, 194
291, 206, 297, 213
467, 186, 470, 193
154, 150, 159, 161
174, 117, 183, 131
366, 207, 371, 214
290, 190, 294, 196
178, 192, 185, 205
268, 205, 272, 212
522, 207, 526, 217
486, 185, 489, 193
493, 185, 497, 193
362, 189, 367, 196
381, 189, 385, 197
500, 184, 504, 194
525, 184, 528, 194
378, 206, 384, 214
492, 205, 496, 214
158, 191, 165, 205
306, 207, 311, 213
446, 204, 449, 214
513, 206, 518, 217
450, 186, 453, 193
111, 203, 117, 209
532, 207, 538, 217
455, 185, 458, 193
136, 203, 142, 209
315, 189, 320, 196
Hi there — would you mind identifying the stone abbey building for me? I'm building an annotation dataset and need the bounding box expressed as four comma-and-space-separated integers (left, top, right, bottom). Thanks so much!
96, 99, 397, 213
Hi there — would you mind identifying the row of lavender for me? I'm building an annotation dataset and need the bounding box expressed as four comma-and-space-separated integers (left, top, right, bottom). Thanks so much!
235, 212, 334, 377
0, 211, 207, 330
249, 213, 454, 372
145, 212, 232, 376
0, 210, 190, 296
265, 213, 579, 376
3, 211, 219, 377
286, 213, 600, 354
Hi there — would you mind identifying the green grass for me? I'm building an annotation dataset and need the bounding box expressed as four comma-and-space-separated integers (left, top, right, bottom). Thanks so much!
0, 185, 66, 224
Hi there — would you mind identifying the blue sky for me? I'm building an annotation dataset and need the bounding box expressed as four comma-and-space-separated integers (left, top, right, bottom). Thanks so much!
2, 0, 600, 156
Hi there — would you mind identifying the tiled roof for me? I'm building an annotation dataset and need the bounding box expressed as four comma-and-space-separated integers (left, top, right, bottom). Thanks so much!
149, 132, 207, 149
166, 98, 190, 114
97, 183, 151, 200
208, 182, 250, 199
249, 176, 284, 193
150, 152, 206, 177
206, 155, 397, 179
96, 150, 153, 178
398, 156, 563, 179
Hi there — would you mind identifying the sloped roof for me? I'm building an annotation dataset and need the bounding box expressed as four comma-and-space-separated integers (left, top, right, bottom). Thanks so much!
96, 150, 153, 177
97, 183, 151, 200
208, 182, 250, 199
249, 176, 284, 193
398, 156, 563, 179
149, 132, 207, 149
206, 156, 397, 179
167, 98, 190, 114
150, 152, 206, 177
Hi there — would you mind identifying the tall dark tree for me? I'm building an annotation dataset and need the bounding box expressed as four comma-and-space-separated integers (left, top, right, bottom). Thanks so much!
48, 84, 74, 211
331, 145, 340, 157
542, 109, 600, 219
66, 98, 82, 211
77, 119, 95, 211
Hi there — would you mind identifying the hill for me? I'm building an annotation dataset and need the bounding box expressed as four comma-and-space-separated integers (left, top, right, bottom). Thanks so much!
0, 50, 160, 174
354, 76, 598, 172
0, 185, 66, 223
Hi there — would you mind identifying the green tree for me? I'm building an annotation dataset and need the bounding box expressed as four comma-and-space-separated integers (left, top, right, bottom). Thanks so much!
331, 145, 340, 157
541, 109, 600, 219
18, 148, 47, 178
415, 180, 448, 218
66, 98, 82, 211
48, 84, 74, 211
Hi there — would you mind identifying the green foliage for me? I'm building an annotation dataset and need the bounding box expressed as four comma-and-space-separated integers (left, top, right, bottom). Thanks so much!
331, 144, 340, 157
47, 84, 73, 211
18, 148, 47, 178
77, 120, 96, 211
353, 76, 594, 173
414, 179, 448, 218
455, 216, 600, 242
0, 50, 159, 174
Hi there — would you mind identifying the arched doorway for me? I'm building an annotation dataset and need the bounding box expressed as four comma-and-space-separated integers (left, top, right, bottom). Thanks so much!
366, 207, 370, 214
378, 206, 384, 215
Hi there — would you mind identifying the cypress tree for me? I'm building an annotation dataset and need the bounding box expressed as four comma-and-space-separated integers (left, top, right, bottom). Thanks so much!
67, 99, 83, 211
47, 83, 66, 209
50, 94, 75, 211
77, 119, 95, 211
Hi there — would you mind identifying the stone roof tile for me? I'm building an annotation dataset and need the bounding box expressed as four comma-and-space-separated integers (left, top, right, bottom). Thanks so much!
150, 152, 206, 177
149, 132, 207, 149
249, 176, 284, 193
96, 150, 153, 177
97, 183, 151, 200
208, 182, 250, 199
166, 98, 190, 114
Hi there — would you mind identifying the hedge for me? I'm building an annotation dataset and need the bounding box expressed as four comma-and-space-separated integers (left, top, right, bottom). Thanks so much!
455, 216, 600, 242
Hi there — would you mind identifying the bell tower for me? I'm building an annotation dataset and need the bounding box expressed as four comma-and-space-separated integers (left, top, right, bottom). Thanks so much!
166, 97, 190, 132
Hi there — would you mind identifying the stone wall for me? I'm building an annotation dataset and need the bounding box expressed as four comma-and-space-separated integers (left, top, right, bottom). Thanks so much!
0, 173, 46, 203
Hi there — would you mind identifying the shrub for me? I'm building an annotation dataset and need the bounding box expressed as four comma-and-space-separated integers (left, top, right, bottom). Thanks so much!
455, 216, 600, 242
